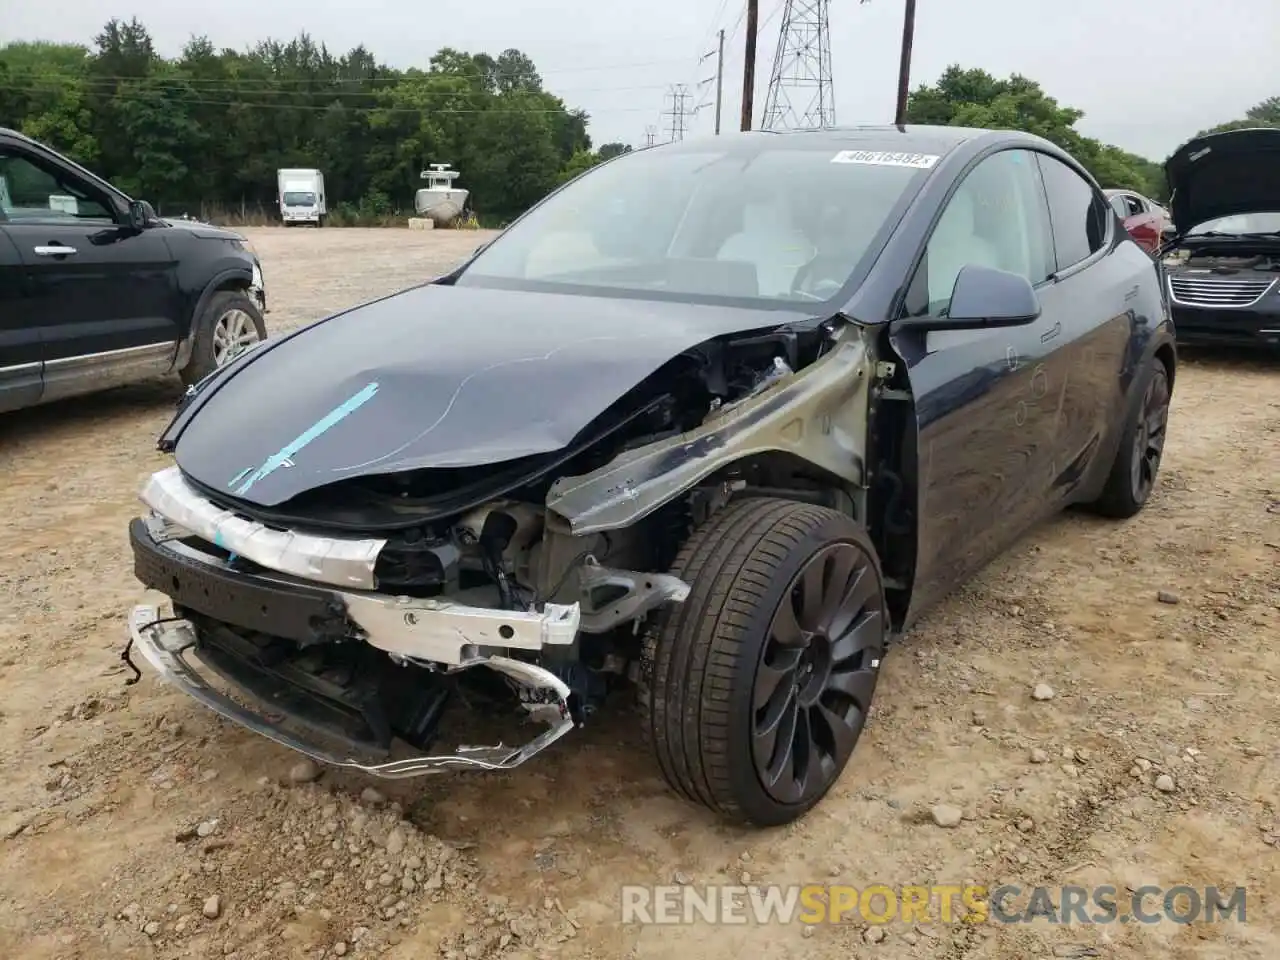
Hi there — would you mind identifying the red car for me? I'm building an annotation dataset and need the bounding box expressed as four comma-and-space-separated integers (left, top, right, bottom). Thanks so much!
1105, 188, 1171, 254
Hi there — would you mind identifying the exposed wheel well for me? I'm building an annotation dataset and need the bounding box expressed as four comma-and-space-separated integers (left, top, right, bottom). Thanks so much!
690, 385, 920, 631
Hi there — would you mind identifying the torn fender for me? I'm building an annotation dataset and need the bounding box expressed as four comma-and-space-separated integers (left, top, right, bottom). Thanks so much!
545, 329, 875, 534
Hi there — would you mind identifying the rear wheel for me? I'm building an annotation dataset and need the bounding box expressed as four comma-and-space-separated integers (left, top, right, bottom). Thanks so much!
1088, 358, 1171, 518
641, 498, 888, 827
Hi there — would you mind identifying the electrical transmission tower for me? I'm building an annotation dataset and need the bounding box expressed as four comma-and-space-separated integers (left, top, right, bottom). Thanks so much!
663, 84, 693, 142
644, 125, 658, 147
761, 0, 836, 130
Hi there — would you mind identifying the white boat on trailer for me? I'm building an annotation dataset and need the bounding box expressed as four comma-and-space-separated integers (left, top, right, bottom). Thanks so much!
414, 163, 468, 226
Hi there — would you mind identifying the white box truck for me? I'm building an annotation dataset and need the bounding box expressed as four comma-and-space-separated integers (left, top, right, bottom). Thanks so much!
277, 168, 326, 226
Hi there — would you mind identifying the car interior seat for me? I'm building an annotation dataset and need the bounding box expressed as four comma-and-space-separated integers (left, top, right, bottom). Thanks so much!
927, 187, 1002, 312
716, 200, 816, 298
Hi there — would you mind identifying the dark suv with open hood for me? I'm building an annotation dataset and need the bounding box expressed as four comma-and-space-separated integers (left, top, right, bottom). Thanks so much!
1161, 127, 1280, 350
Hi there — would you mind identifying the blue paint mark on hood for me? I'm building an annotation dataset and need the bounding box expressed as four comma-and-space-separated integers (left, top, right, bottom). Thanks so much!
230, 381, 379, 496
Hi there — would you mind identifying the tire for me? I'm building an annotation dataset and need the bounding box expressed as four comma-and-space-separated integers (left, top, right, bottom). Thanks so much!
1087, 358, 1171, 519
640, 497, 889, 827
180, 289, 267, 386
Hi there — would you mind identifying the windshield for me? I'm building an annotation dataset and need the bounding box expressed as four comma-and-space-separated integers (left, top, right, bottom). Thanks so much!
456, 144, 935, 306
1187, 212, 1280, 236
283, 191, 315, 207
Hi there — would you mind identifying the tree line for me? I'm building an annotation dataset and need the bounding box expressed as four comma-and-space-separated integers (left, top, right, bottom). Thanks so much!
2, 21, 1274, 221
905, 66, 1279, 204
0, 18, 631, 222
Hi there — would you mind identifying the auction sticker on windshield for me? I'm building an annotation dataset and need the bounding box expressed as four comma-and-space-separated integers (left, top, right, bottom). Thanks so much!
831, 150, 940, 169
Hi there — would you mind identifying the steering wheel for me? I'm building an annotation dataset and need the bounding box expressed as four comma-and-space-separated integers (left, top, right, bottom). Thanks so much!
790, 255, 844, 302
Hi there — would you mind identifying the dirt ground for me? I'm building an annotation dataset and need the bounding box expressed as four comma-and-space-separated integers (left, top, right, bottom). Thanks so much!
1, 226, 1277, 960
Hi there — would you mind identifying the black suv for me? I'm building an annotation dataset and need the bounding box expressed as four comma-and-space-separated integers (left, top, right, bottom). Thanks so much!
0, 128, 268, 414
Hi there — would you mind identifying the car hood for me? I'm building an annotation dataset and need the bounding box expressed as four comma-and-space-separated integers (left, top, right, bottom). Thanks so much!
1165, 127, 1280, 231
159, 218, 247, 242
170, 282, 811, 507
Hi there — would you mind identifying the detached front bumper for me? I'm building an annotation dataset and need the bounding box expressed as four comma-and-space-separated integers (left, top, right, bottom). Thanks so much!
129, 605, 575, 776
132, 467, 581, 663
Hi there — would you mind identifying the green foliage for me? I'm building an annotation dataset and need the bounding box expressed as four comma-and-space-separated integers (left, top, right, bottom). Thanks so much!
1201, 96, 1280, 135
0, 19, 594, 221
557, 149, 602, 185
597, 142, 631, 161
905, 66, 1167, 201
554, 141, 633, 186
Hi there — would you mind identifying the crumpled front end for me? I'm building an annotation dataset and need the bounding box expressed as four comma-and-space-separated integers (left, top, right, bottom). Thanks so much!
125, 316, 875, 779
126, 468, 588, 776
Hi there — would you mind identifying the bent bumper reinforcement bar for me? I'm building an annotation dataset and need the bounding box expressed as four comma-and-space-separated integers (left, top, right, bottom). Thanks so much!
128, 604, 575, 777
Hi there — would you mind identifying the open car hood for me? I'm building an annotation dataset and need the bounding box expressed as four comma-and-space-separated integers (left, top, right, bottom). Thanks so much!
1165, 127, 1280, 232
169, 282, 810, 508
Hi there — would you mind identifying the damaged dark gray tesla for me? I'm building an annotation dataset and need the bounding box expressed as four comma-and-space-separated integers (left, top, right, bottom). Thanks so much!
127, 126, 1175, 826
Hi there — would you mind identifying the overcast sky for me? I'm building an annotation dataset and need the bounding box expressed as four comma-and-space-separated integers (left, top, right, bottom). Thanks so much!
3, 0, 1277, 161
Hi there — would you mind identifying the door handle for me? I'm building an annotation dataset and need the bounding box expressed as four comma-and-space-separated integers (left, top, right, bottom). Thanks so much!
34, 245, 77, 256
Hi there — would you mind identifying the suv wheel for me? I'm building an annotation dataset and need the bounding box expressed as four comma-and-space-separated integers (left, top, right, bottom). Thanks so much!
181, 290, 267, 386
640, 498, 888, 827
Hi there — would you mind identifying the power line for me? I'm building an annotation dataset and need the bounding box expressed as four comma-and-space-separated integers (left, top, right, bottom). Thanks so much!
0, 85, 658, 116
759, 0, 788, 33
9, 56, 698, 87
1, 76, 675, 99
725, 2, 751, 45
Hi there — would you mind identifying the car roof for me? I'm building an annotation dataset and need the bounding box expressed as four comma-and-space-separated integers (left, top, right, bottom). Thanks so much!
653, 124, 1043, 158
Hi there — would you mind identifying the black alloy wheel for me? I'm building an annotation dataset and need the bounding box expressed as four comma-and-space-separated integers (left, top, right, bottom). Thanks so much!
751, 541, 884, 805
1089, 357, 1173, 520
641, 498, 889, 827
1129, 363, 1171, 503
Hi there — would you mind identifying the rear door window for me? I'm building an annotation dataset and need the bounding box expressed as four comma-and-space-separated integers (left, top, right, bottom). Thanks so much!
1036, 155, 1109, 271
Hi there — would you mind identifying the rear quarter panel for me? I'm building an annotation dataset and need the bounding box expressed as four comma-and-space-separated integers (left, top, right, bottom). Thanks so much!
1072, 236, 1173, 502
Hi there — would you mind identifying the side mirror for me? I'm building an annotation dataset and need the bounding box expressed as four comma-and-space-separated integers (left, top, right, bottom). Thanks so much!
947, 265, 1041, 326
128, 200, 156, 230
898, 265, 1042, 332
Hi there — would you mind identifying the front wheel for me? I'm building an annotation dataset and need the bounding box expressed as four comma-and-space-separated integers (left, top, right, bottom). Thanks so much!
180, 290, 267, 386
641, 498, 888, 827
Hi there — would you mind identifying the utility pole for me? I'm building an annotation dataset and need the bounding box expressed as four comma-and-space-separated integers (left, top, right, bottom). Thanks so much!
664, 84, 692, 142
715, 28, 726, 134
894, 0, 917, 126
740, 0, 759, 131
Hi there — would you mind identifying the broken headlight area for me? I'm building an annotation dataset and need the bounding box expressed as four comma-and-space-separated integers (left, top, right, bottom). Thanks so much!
127, 318, 864, 778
